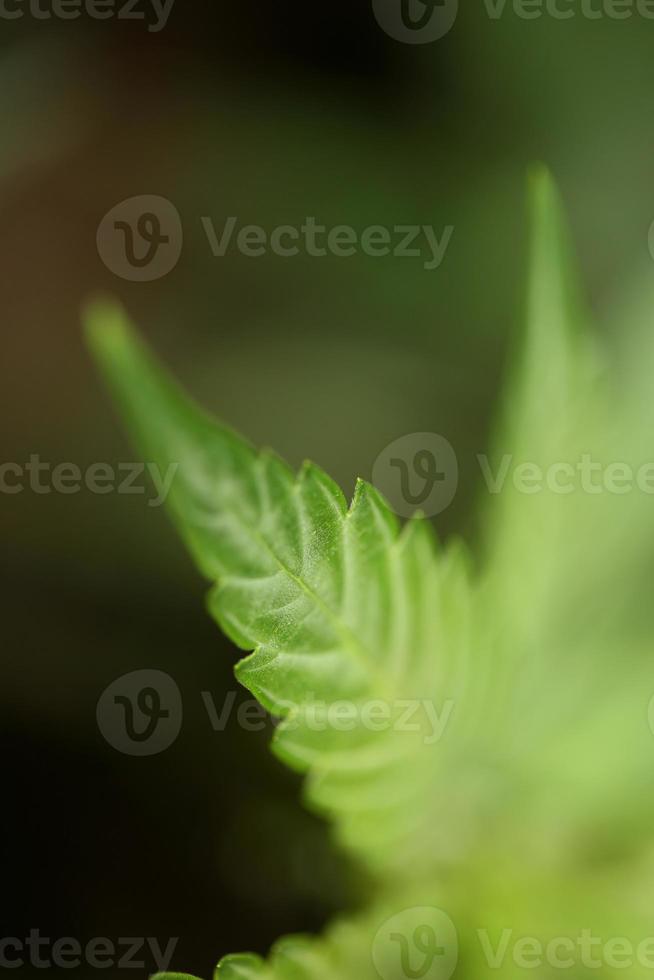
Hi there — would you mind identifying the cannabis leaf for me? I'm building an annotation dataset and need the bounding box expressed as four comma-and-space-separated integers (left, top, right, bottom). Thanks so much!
87, 168, 654, 980
85, 293, 473, 881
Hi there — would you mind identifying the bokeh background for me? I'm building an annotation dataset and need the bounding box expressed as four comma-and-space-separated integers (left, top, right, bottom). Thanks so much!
3, 2, 654, 977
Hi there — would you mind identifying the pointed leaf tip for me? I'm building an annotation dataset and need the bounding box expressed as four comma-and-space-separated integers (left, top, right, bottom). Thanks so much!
150, 974, 205, 980
82, 296, 133, 362
215, 953, 265, 979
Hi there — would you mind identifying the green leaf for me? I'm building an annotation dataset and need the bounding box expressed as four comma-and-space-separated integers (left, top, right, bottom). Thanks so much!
86, 169, 654, 979
151, 975, 205, 980
480, 166, 605, 649
478, 169, 654, 839
84, 300, 473, 880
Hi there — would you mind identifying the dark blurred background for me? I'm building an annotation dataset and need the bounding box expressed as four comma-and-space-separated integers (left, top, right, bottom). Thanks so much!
2, 1, 654, 976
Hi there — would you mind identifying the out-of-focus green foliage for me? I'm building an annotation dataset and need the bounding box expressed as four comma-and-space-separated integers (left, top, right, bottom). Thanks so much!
89, 170, 654, 978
